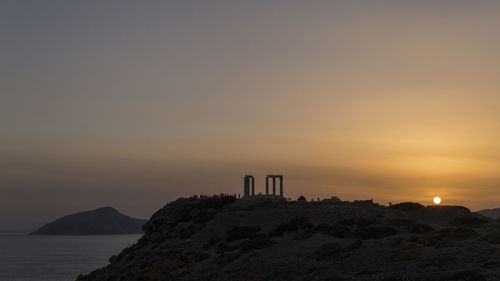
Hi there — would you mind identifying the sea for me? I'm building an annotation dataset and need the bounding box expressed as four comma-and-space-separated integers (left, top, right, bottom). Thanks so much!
0, 233, 141, 281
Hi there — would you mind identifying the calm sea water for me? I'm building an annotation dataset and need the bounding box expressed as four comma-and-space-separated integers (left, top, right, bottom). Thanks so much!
0, 233, 141, 281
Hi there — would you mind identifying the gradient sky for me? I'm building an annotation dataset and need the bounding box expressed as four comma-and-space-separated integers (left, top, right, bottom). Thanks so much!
2, 0, 500, 230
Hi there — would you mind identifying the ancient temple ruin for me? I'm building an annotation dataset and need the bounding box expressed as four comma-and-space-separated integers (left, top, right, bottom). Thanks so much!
243, 175, 255, 197
243, 174, 283, 199
266, 175, 283, 197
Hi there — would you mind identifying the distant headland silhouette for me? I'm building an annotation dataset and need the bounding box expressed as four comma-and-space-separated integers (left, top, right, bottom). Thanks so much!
31, 207, 146, 235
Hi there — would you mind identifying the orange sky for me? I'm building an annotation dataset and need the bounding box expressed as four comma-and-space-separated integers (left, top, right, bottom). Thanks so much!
1, 1, 500, 230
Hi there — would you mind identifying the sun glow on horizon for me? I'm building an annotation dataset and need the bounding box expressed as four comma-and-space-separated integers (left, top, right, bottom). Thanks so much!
433, 196, 442, 205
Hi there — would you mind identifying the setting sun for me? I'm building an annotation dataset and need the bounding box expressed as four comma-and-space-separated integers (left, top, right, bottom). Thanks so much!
433, 197, 442, 205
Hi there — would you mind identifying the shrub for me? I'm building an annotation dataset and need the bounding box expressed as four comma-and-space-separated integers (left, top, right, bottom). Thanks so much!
271, 217, 312, 236
316, 240, 362, 260
336, 217, 374, 227
481, 231, 500, 244
409, 223, 434, 234
315, 223, 330, 231
185, 251, 209, 262
216, 242, 236, 254
214, 252, 241, 267
481, 260, 500, 269
435, 227, 478, 240
240, 234, 275, 253
419, 255, 458, 268
345, 239, 362, 251
324, 275, 344, 281
226, 225, 261, 242
423, 269, 487, 281
389, 218, 434, 234
379, 275, 402, 281
316, 242, 342, 260
450, 216, 489, 227
355, 226, 400, 239
336, 218, 356, 226
203, 236, 222, 249
199, 195, 237, 209
178, 223, 206, 239
316, 224, 352, 238
449, 269, 487, 281
194, 211, 217, 224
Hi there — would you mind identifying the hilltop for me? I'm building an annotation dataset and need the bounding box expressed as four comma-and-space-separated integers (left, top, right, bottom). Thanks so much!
31, 207, 146, 235
77, 197, 500, 281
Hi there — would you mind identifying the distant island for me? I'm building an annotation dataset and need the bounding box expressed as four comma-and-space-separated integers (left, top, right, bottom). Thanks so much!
479, 208, 500, 219
31, 207, 146, 235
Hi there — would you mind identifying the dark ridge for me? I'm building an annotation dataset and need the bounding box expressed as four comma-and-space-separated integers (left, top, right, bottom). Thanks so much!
76, 196, 500, 281
389, 202, 424, 211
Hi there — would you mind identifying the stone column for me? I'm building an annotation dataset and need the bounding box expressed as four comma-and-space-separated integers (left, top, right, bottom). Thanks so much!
272, 176, 276, 196
251, 177, 255, 196
265, 176, 269, 195
280, 176, 283, 197
243, 176, 250, 197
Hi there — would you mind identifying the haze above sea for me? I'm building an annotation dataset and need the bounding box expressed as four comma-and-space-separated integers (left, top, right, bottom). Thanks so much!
0, 233, 141, 281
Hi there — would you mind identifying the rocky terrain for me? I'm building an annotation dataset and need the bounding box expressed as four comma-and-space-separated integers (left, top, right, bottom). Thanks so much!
77, 196, 500, 281
31, 207, 146, 235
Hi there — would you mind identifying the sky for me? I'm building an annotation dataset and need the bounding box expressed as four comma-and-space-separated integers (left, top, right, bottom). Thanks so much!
2, 0, 500, 230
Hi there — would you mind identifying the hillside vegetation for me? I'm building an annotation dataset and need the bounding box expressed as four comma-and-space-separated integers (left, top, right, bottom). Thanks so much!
77, 197, 500, 281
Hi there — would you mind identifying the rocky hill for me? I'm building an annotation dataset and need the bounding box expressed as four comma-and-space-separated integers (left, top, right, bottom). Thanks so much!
77, 196, 500, 281
479, 208, 500, 219
31, 207, 146, 235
